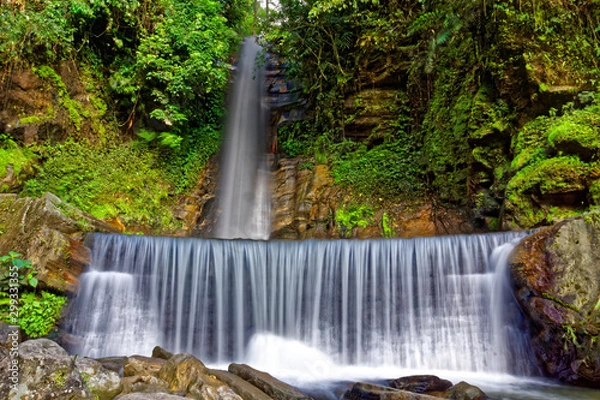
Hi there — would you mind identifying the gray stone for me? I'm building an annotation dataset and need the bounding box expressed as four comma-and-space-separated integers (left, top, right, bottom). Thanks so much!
152, 345, 174, 360
443, 381, 488, 400
0, 193, 117, 294
0, 338, 94, 399
117, 394, 188, 400
124, 355, 166, 377
228, 363, 312, 400
342, 382, 442, 400
209, 369, 274, 400
76, 357, 122, 400
118, 375, 172, 397
388, 375, 452, 394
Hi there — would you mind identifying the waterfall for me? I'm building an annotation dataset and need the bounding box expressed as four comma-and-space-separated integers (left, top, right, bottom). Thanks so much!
213, 37, 271, 240
63, 231, 537, 377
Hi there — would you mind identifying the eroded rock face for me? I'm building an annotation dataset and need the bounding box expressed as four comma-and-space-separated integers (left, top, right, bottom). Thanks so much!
510, 216, 600, 387
270, 158, 478, 240
0, 192, 116, 294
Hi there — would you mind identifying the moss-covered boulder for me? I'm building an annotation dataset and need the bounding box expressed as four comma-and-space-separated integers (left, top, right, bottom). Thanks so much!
503, 102, 600, 229
0, 192, 116, 294
0, 338, 96, 399
510, 214, 600, 387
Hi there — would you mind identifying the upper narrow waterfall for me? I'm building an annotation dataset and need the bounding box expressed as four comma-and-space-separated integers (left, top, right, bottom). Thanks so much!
213, 37, 271, 240
63, 231, 537, 378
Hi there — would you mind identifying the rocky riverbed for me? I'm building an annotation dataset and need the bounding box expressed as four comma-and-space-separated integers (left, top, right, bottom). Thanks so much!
0, 338, 489, 400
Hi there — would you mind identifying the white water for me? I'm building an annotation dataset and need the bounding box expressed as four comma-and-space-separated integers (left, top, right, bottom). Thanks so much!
213, 37, 271, 240
65, 232, 535, 374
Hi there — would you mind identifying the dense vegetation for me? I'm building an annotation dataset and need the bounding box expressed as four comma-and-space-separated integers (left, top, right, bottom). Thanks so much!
1, 0, 600, 232
0, 0, 252, 230
268, 0, 600, 228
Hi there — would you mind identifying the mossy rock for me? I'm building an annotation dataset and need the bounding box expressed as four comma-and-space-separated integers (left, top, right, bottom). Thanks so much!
504, 157, 598, 228
547, 115, 600, 162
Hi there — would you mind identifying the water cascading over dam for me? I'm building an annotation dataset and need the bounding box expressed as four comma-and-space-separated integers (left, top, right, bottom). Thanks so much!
212, 37, 271, 240
63, 231, 537, 379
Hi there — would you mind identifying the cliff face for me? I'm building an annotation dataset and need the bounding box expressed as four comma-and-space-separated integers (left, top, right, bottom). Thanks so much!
269, 158, 478, 240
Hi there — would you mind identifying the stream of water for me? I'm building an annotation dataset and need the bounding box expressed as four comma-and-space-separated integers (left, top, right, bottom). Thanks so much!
60, 232, 600, 400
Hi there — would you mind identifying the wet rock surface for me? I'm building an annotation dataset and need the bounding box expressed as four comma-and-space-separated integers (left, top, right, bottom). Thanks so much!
510, 215, 600, 387
388, 375, 453, 394
229, 363, 312, 400
343, 382, 442, 400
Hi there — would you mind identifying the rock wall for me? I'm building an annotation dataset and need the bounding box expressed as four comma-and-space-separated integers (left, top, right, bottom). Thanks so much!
510, 215, 600, 387
270, 158, 481, 240
0, 192, 116, 294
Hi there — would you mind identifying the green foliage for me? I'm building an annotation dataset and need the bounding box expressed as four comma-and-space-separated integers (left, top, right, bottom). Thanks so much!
1, 1, 251, 230
23, 140, 178, 228
271, 0, 600, 215
0, 0, 75, 64
332, 140, 424, 199
506, 156, 599, 227
0, 141, 36, 191
506, 101, 600, 227
34, 65, 88, 131
583, 207, 600, 229
335, 203, 374, 238
0, 252, 38, 291
381, 212, 394, 238
132, 0, 236, 134
17, 291, 66, 338
0, 253, 65, 338
278, 122, 312, 157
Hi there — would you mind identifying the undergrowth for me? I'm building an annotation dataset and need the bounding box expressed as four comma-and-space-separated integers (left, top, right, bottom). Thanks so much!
23, 140, 179, 229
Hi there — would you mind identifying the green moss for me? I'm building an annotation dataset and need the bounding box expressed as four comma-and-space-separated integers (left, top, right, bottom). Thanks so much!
19, 116, 44, 125
332, 140, 424, 199
547, 106, 600, 155
590, 181, 600, 206
54, 368, 68, 388
506, 156, 596, 227
509, 156, 589, 194
22, 140, 180, 230
0, 143, 36, 191
507, 101, 600, 227
511, 116, 552, 170
33, 65, 89, 132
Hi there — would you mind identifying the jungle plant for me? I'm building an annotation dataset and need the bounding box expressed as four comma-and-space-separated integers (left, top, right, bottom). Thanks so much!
0, 251, 38, 291
335, 203, 374, 238
18, 291, 66, 338
382, 212, 395, 238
